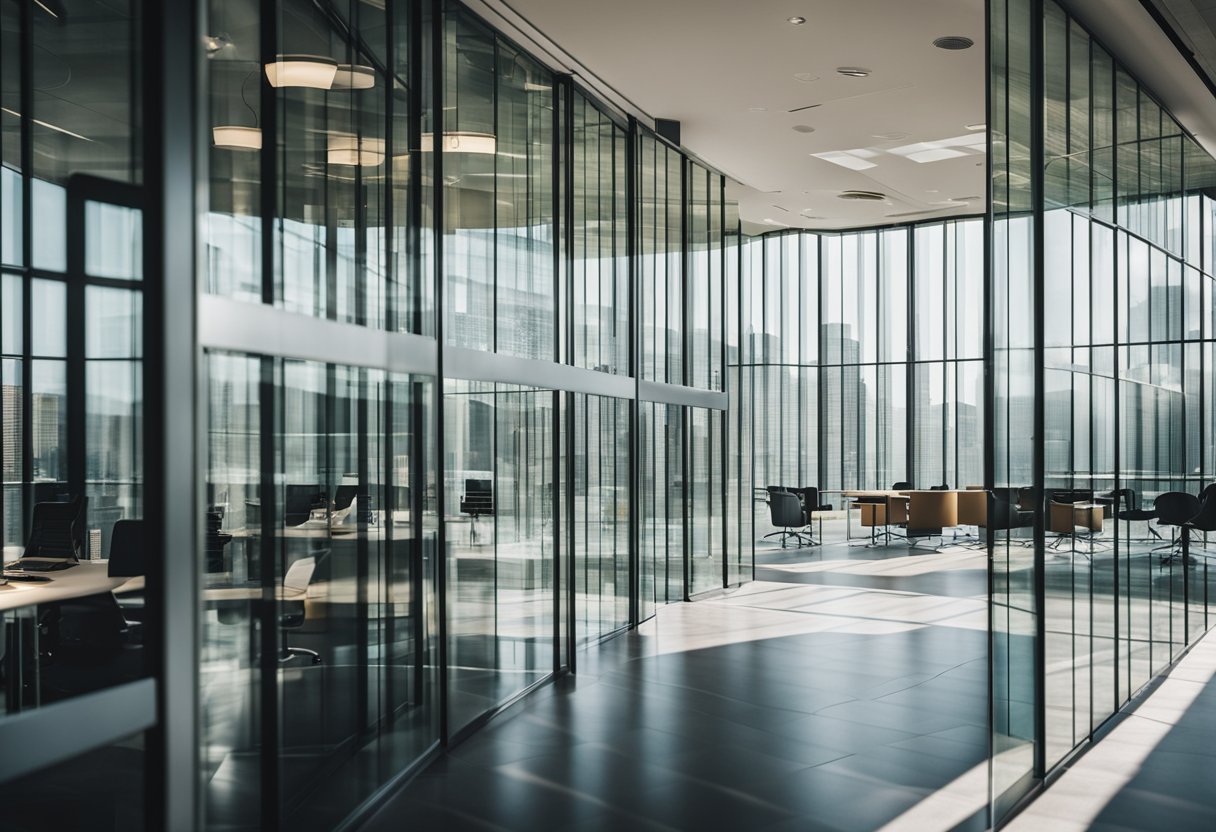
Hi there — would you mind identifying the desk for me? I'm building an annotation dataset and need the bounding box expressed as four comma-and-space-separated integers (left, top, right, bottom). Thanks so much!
841, 490, 911, 544
0, 561, 137, 613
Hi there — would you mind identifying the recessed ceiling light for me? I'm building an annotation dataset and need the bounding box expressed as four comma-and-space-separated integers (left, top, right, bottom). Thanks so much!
872, 131, 908, 141
793, 72, 819, 83
933, 36, 975, 50
787, 16, 807, 25
965, 122, 986, 131
792, 124, 815, 134
762, 218, 782, 225
747, 106, 768, 112
836, 67, 871, 78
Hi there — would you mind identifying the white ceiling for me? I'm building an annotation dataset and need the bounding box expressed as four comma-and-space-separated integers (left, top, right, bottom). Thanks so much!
487, 0, 987, 232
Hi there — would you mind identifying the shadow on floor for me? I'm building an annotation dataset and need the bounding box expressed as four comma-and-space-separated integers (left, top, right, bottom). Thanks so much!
363, 611, 987, 832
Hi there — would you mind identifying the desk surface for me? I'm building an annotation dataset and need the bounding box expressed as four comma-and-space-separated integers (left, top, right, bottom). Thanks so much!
0, 561, 135, 613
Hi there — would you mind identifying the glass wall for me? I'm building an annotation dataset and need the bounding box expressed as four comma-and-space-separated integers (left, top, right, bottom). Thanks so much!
990, 0, 1216, 820
0, 0, 736, 826
989, 0, 1039, 814
570, 393, 629, 645
572, 94, 628, 376
733, 218, 984, 541
639, 401, 685, 615
638, 129, 684, 385
0, 0, 152, 827
444, 382, 555, 733
198, 0, 442, 828
202, 355, 437, 831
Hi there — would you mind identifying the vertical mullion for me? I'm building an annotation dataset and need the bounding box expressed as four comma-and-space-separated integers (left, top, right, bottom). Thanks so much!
1031, 0, 1048, 780
146, 0, 201, 824
17, 0, 32, 541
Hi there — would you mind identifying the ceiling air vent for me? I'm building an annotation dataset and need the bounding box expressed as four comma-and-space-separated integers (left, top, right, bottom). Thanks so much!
838, 190, 886, 201
933, 36, 974, 50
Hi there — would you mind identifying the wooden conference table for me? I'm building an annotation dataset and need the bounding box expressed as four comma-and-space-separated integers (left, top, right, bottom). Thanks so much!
840, 488, 986, 545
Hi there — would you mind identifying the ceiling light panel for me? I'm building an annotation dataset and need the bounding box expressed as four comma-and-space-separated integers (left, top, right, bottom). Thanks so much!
812, 149, 878, 171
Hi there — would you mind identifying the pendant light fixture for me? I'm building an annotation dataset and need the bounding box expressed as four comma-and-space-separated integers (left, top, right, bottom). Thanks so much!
265, 54, 338, 89
427, 38, 497, 157
327, 134, 385, 167
213, 68, 262, 151
331, 64, 376, 90
420, 131, 496, 155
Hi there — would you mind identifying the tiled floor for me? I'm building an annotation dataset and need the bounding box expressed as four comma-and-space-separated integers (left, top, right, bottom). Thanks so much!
1007, 626, 1216, 832
362, 540, 990, 832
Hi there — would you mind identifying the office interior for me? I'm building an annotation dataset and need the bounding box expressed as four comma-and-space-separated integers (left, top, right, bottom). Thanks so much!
4, 0, 1216, 829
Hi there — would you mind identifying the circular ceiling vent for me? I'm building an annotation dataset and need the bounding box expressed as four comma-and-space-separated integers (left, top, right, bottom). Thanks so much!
838, 190, 886, 201
792, 124, 816, 134
933, 36, 974, 50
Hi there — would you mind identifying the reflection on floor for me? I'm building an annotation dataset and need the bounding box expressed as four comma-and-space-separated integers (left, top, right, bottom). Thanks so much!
364, 538, 989, 832
1008, 626, 1216, 832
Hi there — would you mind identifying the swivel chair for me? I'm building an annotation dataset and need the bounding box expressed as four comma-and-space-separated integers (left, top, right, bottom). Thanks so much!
1112, 488, 1161, 541
795, 487, 832, 546
1184, 494, 1216, 561
1154, 491, 1201, 564
764, 490, 810, 548
279, 556, 321, 665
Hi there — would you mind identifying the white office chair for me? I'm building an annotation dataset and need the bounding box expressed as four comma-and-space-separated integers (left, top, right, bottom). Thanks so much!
279, 557, 320, 665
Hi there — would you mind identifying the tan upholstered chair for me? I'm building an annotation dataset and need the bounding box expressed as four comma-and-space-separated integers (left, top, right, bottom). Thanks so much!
957, 490, 987, 527
906, 491, 959, 548
1049, 501, 1103, 552
909, 490, 958, 527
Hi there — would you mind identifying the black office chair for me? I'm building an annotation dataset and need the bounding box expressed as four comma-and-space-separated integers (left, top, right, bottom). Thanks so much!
1184, 494, 1216, 560
931, 483, 950, 491
204, 509, 233, 573
1112, 488, 1162, 541
1198, 483, 1216, 506
1154, 491, 1201, 564
104, 519, 147, 624
284, 485, 327, 527
460, 479, 495, 543
107, 520, 146, 578
764, 490, 810, 548
891, 481, 912, 491
24, 495, 88, 561
796, 486, 832, 546
42, 518, 144, 698
334, 484, 358, 512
